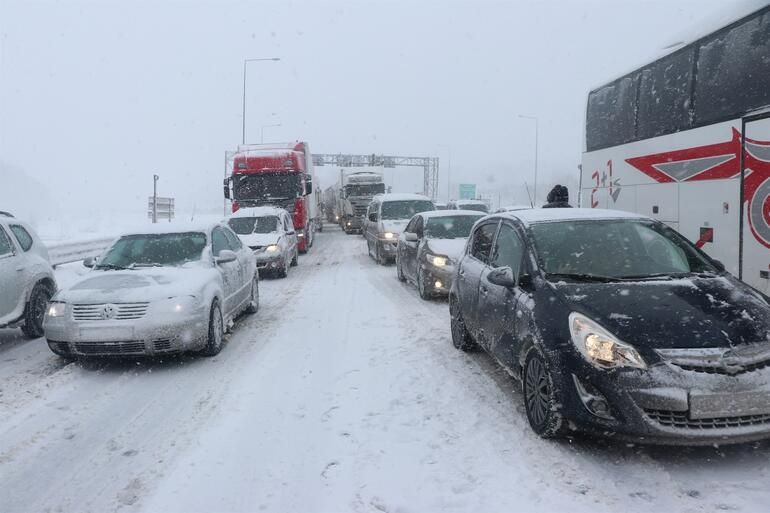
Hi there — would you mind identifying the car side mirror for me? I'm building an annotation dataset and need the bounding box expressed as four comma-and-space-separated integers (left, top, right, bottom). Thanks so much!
404, 232, 419, 242
215, 249, 237, 264
223, 178, 231, 200
369, 213, 378, 222
712, 259, 726, 272
83, 256, 97, 268
286, 230, 295, 235
487, 266, 516, 288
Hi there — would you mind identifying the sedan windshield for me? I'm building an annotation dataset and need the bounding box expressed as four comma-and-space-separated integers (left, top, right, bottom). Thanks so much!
530, 219, 718, 280
381, 200, 434, 220
425, 215, 483, 239
228, 216, 279, 235
96, 232, 207, 268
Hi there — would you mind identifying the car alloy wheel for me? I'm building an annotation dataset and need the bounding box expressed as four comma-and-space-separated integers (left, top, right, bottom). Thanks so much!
201, 301, 224, 356
523, 347, 566, 438
417, 267, 431, 300
396, 254, 406, 282
245, 276, 259, 314
21, 282, 52, 339
450, 298, 476, 352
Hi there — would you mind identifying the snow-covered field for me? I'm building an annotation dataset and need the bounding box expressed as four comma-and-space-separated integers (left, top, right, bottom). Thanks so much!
2, 226, 770, 513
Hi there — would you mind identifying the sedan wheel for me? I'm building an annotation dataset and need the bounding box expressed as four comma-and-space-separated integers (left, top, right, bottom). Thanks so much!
290, 248, 298, 267
21, 282, 52, 339
245, 276, 259, 314
417, 267, 431, 300
396, 255, 406, 282
523, 347, 566, 438
450, 297, 476, 352
201, 300, 224, 356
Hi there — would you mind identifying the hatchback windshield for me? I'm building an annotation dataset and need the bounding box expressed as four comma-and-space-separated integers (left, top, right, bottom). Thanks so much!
530, 219, 718, 279
381, 200, 434, 220
96, 232, 207, 268
228, 216, 279, 235
425, 215, 483, 239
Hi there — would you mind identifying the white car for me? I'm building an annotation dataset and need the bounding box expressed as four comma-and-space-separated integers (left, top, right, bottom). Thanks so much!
227, 206, 298, 278
0, 212, 56, 338
43, 222, 257, 357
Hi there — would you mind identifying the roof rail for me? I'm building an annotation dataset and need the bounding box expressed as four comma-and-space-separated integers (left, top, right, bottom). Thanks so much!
0, 211, 14, 218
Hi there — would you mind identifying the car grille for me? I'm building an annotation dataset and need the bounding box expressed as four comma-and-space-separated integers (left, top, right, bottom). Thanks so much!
645, 409, 770, 429
670, 359, 770, 376
72, 303, 150, 321
249, 245, 264, 251
354, 205, 368, 216
74, 341, 146, 355
153, 339, 172, 351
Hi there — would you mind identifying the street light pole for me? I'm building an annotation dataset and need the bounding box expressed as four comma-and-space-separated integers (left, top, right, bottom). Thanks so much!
261, 123, 282, 143
437, 145, 451, 202
152, 174, 159, 224
242, 57, 280, 145
518, 115, 538, 205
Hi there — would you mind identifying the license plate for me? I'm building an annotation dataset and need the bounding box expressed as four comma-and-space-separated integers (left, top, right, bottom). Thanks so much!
690, 391, 770, 419
78, 326, 133, 341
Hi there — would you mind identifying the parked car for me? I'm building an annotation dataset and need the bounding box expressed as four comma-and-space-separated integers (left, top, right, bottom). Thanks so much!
43, 222, 258, 358
365, 194, 434, 264
228, 206, 298, 278
449, 208, 770, 445
0, 212, 56, 338
433, 202, 449, 210
396, 210, 484, 299
448, 199, 489, 213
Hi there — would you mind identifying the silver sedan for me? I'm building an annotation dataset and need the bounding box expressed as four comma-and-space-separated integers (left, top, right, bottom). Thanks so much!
43, 222, 258, 357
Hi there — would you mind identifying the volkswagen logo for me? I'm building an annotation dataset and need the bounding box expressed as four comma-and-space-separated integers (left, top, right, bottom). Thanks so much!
100, 304, 117, 320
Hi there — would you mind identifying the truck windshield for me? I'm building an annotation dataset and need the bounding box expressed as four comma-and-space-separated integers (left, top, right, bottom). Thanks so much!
530, 219, 718, 280
345, 183, 385, 197
228, 216, 279, 235
234, 173, 302, 201
381, 200, 434, 220
96, 232, 207, 268
425, 215, 484, 239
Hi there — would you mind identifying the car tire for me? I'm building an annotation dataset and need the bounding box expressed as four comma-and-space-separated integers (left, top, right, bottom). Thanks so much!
522, 346, 567, 439
200, 300, 224, 357
417, 266, 431, 300
396, 255, 406, 282
278, 258, 288, 278
21, 282, 52, 339
245, 276, 259, 314
450, 297, 477, 352
290, 248, 298, 267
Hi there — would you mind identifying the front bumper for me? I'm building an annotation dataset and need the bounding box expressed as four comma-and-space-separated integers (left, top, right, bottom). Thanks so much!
558, 354, 770, 445
343, 217, 363, 230
44, 310, 208, 357
420, 263, 455, 296
254, 251, 284, 270
378, 238, 399, 257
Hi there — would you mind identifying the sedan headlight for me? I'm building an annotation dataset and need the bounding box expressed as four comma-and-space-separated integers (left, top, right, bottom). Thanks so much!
568, 312, 646, 369
383, 232, 395, 240
46, 301, 66, 317
156, 296, 199, 314
265, 244, 279, 252
426, 254, 450, 267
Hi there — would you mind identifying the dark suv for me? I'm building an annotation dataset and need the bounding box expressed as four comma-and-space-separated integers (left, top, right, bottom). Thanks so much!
449, 208, 770, 445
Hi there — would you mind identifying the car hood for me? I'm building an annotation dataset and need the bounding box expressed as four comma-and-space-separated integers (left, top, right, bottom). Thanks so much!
55, 267, 217, 304
381, 219, 409, 234
552, 275, 770, 350
239, 233, 279, 248
425, 238, 467, 262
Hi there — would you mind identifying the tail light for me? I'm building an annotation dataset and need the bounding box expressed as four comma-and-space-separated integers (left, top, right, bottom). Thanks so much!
232, 201, 240, 213
293, 197, 305, 228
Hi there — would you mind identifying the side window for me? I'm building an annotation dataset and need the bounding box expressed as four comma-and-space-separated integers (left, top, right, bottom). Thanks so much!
637, 47, 694, 140
491, 224, 525, 274
470, 221, 499, 263
9, 224, 33, 252
283, 216, 290, 232
405, 217, 417, 233
212, 227, 229, 256
414, 217, 424, 238
0, 227, 14, 257
223, 227, 243, 250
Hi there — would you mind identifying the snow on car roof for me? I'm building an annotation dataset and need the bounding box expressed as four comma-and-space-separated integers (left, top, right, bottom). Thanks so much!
375, 193, 432, 202
497, 208, 648, 226
455, 199, 486, 204
116, 220, 223, 237
421, 210, 486, 219
498, 205, 532, 212
229, 206, 287, 218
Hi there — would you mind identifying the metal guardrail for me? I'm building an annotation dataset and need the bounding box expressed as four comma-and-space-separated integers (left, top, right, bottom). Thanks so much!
46, 237, 114, 267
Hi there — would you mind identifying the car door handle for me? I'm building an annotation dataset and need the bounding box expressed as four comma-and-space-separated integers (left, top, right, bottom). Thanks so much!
480, 286, 488, 296
458, 269, 465, 276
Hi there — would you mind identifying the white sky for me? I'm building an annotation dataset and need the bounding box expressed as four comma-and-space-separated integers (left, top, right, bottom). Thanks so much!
1, 0, 766, 222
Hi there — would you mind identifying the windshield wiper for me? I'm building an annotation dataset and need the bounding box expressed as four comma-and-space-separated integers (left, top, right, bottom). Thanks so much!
94, 263, 131, 270
546, 272, 621, 283
129, 262, 164, 268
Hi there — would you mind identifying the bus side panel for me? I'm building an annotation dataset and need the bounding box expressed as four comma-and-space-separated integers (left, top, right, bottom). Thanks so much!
678, 178, 741, 277
743, 117, 770, 295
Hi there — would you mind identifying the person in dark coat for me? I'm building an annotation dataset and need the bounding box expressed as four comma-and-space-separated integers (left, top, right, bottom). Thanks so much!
542, 185, 572, 208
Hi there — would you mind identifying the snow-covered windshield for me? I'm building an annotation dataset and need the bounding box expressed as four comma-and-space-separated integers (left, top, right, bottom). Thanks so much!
96, 232, 207, 268
228, 216, 278, 235
234, 173, 301, 201
425, 215, 483, 239
530, 219, 718, 279
344, 183, 385, 197
381, 200, 434, 220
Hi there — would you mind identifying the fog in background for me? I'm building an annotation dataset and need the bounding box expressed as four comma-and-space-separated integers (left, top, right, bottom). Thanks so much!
1, 0, 764, 233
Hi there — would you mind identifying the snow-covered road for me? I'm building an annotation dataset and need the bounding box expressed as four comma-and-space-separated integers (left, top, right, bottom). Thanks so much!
2, 226, 770, 513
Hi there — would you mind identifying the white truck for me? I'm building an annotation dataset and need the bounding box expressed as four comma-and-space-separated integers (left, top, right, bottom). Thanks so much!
336, 169, 386, 234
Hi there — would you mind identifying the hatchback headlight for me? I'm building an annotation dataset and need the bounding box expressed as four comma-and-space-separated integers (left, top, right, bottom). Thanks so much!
383, 232, 395, 240
568, 312, 646, 369
46, 301, 66, 317
266, 244, 279, 252
426, 254, 450, 267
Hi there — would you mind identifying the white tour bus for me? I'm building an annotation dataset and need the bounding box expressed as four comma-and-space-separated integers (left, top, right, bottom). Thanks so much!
581, 5, 770, 294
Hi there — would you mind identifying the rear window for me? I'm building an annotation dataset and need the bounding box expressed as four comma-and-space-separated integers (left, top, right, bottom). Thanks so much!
381, 200, 434, 220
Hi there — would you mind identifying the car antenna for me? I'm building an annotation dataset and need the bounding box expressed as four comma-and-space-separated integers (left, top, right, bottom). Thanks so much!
524, 181, 534, 208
